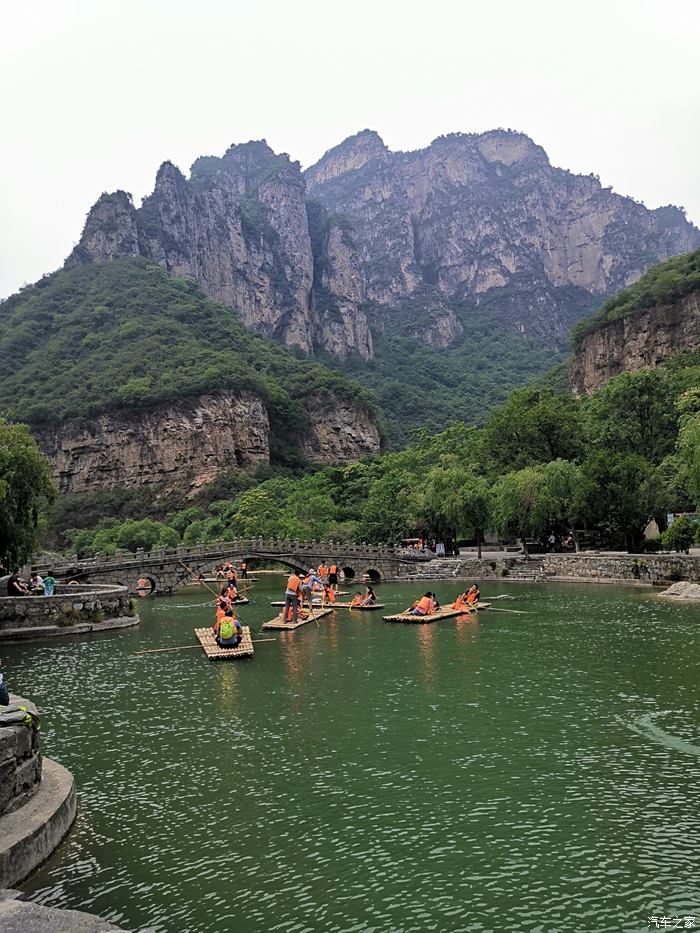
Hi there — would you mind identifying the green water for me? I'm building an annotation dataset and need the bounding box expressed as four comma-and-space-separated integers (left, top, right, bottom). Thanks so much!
3, 578, 700, 932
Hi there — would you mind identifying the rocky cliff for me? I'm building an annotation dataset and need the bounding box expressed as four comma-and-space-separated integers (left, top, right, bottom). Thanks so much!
306, 130, 700, 346
36, 390, 380, 496
67, 129, 699, 358
570, 289, 700, 395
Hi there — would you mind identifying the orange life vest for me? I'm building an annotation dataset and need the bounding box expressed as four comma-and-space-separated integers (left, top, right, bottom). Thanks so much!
351, 595, 362, 606
417, 596, 432, 613
329, 565, 337, 575
326, 588, 336, 604
287, 574, 301, 592
318, 564, 328, 576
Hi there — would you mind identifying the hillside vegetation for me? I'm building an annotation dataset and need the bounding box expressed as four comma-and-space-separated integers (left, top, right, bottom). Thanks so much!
0, 259, 378, 456
571, 247, 700, 350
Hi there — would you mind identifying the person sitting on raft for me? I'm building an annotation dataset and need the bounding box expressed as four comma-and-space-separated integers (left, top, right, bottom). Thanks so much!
362, 585, 377, 606
216, 610, 243, 648
451, 590, 471, 611
323, 584, 336, 605
408, 592, 436, 616
466, 584, 480, 605
350, 591, 363, 607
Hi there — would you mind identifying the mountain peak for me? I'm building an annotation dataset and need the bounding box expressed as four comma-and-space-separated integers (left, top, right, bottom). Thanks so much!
305, 129, 389, 187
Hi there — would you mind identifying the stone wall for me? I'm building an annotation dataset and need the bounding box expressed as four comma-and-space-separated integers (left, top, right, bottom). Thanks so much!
543, 552, 700, 584
0, 584, 138, 640
0, 698, 41, 816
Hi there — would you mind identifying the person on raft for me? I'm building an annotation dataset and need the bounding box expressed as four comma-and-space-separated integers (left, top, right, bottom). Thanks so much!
466, 584, 480, 605
327, 562, 339, 592
240, 561, 248, 579
362, 585, 377, 606
301, 569, 323, 607
323, 584, 336, 605
350, 591, 363, 607
215, 610, 243, 648
408, 592, 437, 616
283, 571, 303, 624
317, 561, 329, 582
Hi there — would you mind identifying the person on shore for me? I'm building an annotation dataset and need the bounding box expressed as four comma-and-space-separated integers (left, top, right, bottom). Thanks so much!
408, 592, 436, 616
43, 571, 56, 597
29, 573, 44, 595
7, 572, 30, 596
283, 571, 303, 624
0, 660, 9, 706
362, 585, 377, 606
327, 562, 339, 593
216, 610, 243, 648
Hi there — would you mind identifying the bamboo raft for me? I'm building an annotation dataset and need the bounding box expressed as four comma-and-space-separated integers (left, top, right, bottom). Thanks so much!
333, 602, 385, 611
194, 626, 254, 660
262, 607, 333, 631
383, 602, 491, 624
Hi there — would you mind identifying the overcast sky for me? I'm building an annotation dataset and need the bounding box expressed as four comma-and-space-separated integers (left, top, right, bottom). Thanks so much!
1, 0, 698, 299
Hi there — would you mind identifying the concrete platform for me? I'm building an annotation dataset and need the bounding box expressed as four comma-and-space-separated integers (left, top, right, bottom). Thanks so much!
0, 898, 126, 931
0, 615, 139, 642
0, 757, 76, 888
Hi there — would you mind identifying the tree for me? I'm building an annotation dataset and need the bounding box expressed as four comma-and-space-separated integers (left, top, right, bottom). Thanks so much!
481, 388, 584, 473
584, 370, 677, 462
539, 459, 591, 551
0, 419, 56, 568
489, 467, 551, 556
582, 452, 662, 552
661, 514, 694, 553
677, 411, 700, 509
359, 472, 421, 543
425, 468, 490, 557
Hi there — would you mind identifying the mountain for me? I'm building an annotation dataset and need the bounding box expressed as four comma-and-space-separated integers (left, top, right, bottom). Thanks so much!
0, 260, 381, 498
67, 129, 699, 361
570, 247, 700, 394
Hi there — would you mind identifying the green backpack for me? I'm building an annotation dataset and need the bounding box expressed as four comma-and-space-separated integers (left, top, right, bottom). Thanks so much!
220, 618, 235, 640
0, 703, 40, 728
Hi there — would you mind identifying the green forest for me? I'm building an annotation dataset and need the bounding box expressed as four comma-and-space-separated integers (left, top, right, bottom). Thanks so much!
58, 354, 700, 558
0, 259, 379, 465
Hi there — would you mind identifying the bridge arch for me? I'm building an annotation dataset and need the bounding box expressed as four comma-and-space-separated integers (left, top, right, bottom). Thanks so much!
365, 568, 382, 583
342, 566, 356, 582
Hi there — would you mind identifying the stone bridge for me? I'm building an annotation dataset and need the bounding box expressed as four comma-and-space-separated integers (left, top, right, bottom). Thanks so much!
34, 539, 433, 595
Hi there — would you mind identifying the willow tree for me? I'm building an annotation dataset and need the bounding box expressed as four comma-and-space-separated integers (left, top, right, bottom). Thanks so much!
0, 419, 56, 569
425, 468, 490, 558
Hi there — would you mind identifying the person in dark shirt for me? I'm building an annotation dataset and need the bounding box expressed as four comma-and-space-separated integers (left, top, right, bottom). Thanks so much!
7, 572, 29, 596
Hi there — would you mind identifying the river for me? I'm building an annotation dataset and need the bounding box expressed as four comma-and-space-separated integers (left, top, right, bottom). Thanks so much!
3, 578, 699, 932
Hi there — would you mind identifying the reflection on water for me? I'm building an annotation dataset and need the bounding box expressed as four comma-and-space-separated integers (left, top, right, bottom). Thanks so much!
3, 579, 699, 932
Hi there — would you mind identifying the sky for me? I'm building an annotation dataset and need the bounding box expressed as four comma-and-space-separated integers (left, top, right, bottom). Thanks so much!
1, 0, 699, 299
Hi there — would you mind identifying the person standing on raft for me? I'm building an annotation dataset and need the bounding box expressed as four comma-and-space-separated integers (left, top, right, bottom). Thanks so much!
283, 572, 303, 624
327, 562, 339, 593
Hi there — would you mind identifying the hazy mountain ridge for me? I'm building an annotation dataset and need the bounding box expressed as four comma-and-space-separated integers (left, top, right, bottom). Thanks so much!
65, 128, 699, 362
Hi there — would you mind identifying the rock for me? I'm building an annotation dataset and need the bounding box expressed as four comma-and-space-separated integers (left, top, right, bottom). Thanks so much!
33, 388, 380, 494
66, 129, 700, 359
35, 391, 270, 495
570, 289, 700, 395
657, 580, 700, 600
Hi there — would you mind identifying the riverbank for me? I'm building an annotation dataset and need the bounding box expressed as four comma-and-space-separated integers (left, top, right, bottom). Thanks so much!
0, 584, 139, 641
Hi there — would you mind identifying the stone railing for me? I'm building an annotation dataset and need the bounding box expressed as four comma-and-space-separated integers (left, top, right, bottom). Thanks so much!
0, 696, 41, 816
0, 583, 138, 640
31, 537, 436, 572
